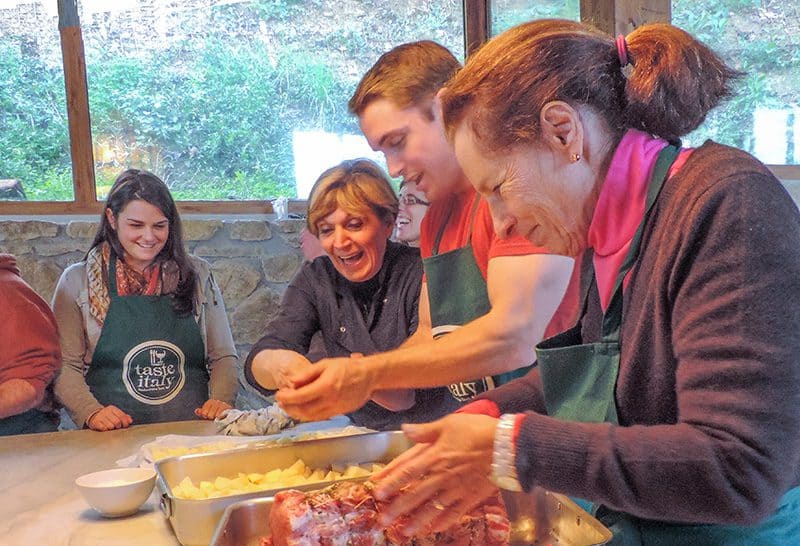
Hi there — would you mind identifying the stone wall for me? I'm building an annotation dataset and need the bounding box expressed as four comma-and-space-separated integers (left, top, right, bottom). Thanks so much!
0, 215, 305, 410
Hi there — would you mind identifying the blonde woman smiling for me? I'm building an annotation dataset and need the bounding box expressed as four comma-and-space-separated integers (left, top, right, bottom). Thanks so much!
245, 159, 457, 430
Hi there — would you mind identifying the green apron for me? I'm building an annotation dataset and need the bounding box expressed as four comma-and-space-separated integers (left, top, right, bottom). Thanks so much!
85, 255, 208, 424
0, 408, 57, 436
535, 145, 800, 544
423, 195, 531, 402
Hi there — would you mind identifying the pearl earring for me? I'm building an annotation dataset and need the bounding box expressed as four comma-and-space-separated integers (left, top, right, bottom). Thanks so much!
570, 153, 581, 163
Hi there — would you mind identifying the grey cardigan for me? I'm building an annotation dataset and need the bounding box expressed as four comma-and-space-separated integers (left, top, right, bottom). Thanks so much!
52, 255, 238, 427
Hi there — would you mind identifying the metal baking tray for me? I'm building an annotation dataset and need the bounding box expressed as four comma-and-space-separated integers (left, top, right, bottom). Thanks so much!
210, 487, 613, 546
156, 430, 410, 546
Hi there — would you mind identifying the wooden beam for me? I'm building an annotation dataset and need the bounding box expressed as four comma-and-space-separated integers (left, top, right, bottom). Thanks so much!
614, 0, 670, 35
0, 201, 102, 215
0, 199, 292, 216
463, 0, 490, 58
768, 165, 800, 181
176, 200, 302, 215
581, 0, 615, 33
58, 0, 97, 206
581, 0, 670, 35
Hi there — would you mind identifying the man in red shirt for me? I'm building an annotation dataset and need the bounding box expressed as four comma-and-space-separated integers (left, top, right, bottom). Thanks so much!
277, 41, 575, 420
0, 254, 61, 434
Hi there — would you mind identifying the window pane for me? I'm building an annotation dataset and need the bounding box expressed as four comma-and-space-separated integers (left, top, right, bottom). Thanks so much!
80, 0, 464, 200
0, 1, 73, 201
491, 0, 579, 36
673, 0, 799, 165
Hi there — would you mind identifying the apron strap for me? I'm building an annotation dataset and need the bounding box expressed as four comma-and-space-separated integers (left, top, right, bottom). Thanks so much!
574, 249, 596, 324
432, 198, 456, 256
602, 143, 681, 339
431, 193, 482, 256
464, 194, 482, 245
108, 252, 119, 297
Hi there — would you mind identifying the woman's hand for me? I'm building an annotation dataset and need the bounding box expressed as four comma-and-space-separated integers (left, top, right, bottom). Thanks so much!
250, 350, 313, 391
372, 413, 499, 537
195, 399, 233, 420
274, 355, 314, 390
87, 405, 133, 431
276, 356, 373, 421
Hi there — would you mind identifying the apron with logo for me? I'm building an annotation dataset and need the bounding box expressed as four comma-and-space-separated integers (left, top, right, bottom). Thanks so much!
85, 255, 208, 424
424, 196, 532, 403
534, 144, 800, 544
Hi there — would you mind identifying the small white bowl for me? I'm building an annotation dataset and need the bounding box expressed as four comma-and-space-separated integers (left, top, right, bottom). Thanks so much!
75, 467, 157, 517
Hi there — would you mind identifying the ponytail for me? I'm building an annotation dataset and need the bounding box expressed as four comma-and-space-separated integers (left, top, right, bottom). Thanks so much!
622, 24, 742, 141
440, 19, 741, 152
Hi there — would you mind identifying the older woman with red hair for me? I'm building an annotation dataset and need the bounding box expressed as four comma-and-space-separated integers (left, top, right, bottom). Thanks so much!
373, 20, 800, 544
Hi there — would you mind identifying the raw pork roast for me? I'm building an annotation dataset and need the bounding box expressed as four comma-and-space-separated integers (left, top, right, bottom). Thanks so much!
260, 481, 510, 546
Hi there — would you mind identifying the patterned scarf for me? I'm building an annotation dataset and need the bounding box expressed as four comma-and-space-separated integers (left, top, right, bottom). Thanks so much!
87, 242, 173, 326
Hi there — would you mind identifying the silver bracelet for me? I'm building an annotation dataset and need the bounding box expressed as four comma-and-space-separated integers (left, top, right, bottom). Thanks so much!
490, 413, 522, 491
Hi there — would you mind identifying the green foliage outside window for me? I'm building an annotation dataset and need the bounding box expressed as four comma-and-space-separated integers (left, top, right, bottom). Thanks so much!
673, 0, 798, 162
87, 32, 355, 200
81, 0, 460, 200
1, 0, 796, 202
492, 0, 579, 34
0, 42, 73, 200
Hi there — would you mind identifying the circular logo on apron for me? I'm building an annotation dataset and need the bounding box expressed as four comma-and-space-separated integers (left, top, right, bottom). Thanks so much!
122, 341, 186, 405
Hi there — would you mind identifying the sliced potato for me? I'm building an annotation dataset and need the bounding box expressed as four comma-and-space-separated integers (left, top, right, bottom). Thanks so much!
170, 458, 385, 499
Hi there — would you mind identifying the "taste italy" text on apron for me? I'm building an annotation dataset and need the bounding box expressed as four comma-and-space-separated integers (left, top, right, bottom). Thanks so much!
122, 340, 186, 404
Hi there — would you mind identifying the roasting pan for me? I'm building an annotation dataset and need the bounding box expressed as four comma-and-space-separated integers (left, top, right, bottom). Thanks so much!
210, 487, 613, 546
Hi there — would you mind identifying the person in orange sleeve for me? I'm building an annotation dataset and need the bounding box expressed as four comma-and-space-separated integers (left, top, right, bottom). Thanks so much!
0, 254, 61, 435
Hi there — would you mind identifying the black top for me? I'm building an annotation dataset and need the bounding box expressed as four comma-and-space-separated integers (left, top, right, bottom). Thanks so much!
245, 241, 459, 430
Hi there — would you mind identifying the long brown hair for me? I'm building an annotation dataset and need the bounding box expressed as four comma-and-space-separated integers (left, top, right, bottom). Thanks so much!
90, 169, 196, 315
441, 20, 741, 152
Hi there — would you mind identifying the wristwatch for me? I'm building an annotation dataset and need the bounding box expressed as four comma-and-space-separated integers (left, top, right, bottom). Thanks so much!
490, 413, 522, 491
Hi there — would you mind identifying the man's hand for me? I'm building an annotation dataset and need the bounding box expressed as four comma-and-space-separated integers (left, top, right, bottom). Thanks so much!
87, 405, 133, 431
350, 352, 415, 412
276, 356, 375, 421
195, 399, 233, 420
372, 413, 498, 536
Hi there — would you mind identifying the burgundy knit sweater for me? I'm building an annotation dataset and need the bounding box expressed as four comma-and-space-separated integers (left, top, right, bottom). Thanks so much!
481, 142, 800, 526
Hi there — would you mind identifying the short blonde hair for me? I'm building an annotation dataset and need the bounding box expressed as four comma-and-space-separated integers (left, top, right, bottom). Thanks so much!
306, 159, 398, 237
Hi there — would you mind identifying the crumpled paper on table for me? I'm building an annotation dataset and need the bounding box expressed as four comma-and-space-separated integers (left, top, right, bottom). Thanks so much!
115, 434, 257, 468
115, 414, 364, 469
214, 404, 295, 436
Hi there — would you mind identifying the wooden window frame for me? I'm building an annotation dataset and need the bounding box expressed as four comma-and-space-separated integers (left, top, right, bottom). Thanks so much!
1, 0, 796, 217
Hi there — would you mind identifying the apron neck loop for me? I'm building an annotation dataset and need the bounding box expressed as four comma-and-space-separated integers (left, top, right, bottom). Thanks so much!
432, 193, 482, 256
464, 194, 481, 243
601, 143, 681, 339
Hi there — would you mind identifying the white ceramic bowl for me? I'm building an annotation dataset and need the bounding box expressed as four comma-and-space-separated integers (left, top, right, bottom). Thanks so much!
75, 467, 157, 517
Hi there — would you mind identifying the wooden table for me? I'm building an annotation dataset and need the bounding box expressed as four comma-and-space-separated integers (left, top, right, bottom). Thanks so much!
0, 420, 217, 546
